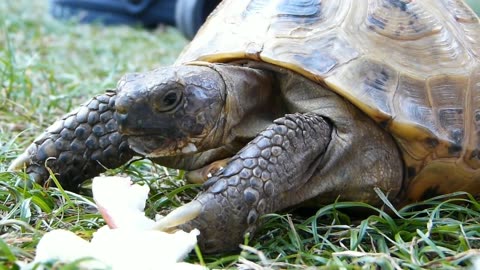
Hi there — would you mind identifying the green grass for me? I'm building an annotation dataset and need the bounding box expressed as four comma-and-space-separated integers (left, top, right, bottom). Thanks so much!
1, 1, 480, 269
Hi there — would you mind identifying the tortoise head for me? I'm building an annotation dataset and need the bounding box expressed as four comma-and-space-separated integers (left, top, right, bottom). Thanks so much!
114, 65, 226, 157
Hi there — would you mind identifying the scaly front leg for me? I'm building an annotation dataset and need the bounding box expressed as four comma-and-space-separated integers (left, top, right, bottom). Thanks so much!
10, 91, 135, 191
156, 113, 333, 253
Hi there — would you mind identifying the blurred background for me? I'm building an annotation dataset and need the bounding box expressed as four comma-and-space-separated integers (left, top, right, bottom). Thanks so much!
49, 0, 480, 41
466, 0, 480, 15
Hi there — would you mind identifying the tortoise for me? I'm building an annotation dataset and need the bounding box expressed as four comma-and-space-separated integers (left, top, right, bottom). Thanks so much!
10, 0, 480, 253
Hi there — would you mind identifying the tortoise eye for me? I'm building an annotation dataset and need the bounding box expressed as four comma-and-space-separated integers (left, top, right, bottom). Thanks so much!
163, 92, 178, 107
155, 90, 182, 112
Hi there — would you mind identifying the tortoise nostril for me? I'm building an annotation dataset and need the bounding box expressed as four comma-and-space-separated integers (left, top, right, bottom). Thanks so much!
115, 112, 128, 123
115, 96, 132, 115
114, 112, 129, 133
116, 104, 128, 115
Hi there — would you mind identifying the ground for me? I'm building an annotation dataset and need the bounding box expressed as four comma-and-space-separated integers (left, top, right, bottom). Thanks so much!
1, 1, 480, 269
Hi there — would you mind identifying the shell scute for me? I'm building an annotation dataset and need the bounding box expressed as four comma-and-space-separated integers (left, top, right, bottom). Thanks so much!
366, 0, 442, 40
264, 31, 359, 77
325, 58, 398, 123
464, 67, 480, 167
393, 75, 434, 134
440, 0, 480, 58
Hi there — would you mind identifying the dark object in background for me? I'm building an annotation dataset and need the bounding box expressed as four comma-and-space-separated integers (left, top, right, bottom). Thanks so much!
50, 0, 222, 39
175, 0, 220, 40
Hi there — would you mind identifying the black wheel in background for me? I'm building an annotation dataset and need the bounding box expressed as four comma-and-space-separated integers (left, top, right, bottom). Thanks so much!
175, 0, 221, 40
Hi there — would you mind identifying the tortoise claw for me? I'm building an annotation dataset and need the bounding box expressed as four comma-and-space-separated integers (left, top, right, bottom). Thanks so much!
8, 151, 31, 172
9, 152, 41, 189
185, 158, 230, 184
153, 201, 202, 231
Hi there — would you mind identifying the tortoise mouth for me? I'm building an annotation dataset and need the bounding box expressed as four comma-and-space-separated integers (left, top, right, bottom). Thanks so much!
127, 135, 198, 158
116, 116, 170, 137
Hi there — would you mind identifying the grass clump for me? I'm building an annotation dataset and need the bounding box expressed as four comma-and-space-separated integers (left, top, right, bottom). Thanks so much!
1, 1, 480, 269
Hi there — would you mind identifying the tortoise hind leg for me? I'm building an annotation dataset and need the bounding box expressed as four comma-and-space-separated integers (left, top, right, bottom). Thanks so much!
10, 90, 134, 191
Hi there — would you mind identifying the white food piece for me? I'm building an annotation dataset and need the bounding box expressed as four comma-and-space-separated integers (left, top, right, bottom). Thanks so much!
25, 176, 205, 270
471, 255, 480, 270
33, 229, 94, 263
91, 226, 201, 269
92, 176, 155, 229
181, 143, 198, 154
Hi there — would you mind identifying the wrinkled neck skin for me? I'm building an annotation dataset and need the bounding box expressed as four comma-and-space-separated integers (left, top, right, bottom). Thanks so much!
153, 63, 279, 170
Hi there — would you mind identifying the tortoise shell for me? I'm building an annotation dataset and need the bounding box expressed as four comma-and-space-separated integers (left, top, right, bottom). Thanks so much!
175, 0, 480, 202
